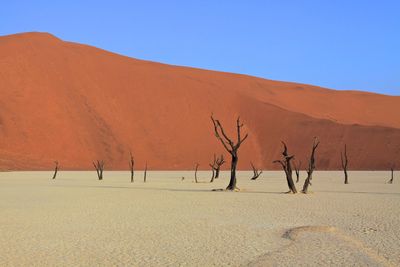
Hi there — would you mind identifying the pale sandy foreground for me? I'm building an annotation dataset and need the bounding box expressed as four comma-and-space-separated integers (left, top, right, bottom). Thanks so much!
0, 171, 399, 266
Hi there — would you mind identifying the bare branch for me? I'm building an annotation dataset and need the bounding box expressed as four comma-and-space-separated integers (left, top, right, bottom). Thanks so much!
211, 115, 232, 152
250, 162, 263, 180
93, 160, 104, 180
52, 161, 59, 179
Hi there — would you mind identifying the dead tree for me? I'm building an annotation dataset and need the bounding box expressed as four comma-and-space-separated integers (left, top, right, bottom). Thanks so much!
209, 156, 216, 183
250, 162, 263, 180
209, 154, 225, 183
52, 161, 59, 179
273, 141, 297, 193
194, 163, 199, 183
341, 144, 349, 184
302, 138, 320, 194
93, 160, 104, 180
388, 165, 394, 184
144, 162, 148, 183
214, 154, 225, 179
129, 152, 135, 183
293, 160, 301, 183
211, 115, 248, 191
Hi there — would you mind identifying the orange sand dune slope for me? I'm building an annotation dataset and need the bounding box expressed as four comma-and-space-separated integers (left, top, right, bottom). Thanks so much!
0, 32, 399, 170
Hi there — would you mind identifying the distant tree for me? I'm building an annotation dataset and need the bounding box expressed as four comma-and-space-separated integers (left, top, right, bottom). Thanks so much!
302, 138, 320, 194
211, 115, 248, 191
214, 154, 225, 179
341, 144, 349, 184
52, 161, 59, 179
273, 141, 297, 194
93, 160, 104, 180
388, 165, 394, 184
250, 162, 263, 180
194, 163, 199, 183
293, 160, 301, 183
209, 154, 225, 183
209, 156, 216, 183
129, 152, 135, 183
144, 162, 148, 183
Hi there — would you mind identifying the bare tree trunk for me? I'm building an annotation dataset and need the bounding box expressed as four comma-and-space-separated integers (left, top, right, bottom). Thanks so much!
215, 168, 221, 179
209, 155, 216, 183
144, 162, 147, 183
52, 161, 59, 179
211, 116, 248, 191
388, 167, 394, 184
302, 138, 320, 194
344, 170, 348, 184
250, 162, 262, 180
129, 152, 134, 183
210, 168, 215, 183
226, 154, 238, 190
215, 154, 225, 179
194, 163, 199, 183
341, 144, 349, 184
93, 160, 104, 180
285, 157, 297, 194
294, 160, 301, 183
273, 142, 297, 194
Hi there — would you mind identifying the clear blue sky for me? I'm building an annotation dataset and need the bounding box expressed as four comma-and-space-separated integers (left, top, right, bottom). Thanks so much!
1, 1, 399, 95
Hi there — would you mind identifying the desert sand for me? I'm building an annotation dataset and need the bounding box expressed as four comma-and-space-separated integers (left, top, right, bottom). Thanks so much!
0, 32, 399, 170
0, 171, 399, 266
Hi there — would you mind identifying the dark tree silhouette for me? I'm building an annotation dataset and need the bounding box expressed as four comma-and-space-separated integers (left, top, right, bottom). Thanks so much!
194, 163, 199, 183
52, 161, 59, 179
211, 115, 248, 191
273, 142, 297, 194
209, 154, 225, 183
93, 160, 104, 180
341, 144, 349, 184
214, 154, 225, 179
302, 138, 320, 194
129, 152, 135, 183
293, 160, 301, 183
209, 156, 216, 183
250, 162, 263, 180
388, 165, 394, 184
144, 162, 148, 183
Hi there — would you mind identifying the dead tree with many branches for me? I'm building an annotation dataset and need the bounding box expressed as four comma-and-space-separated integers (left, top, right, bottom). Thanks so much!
341, 144, 349, 184
93, 160, 104, 180
211, 115, 248, 191
273, 142, 297, 194
302, 138, 320, 194
293, 160, 301, 183
129, 152, 135, 183
52, 161, 59, 179
250, 162, 263, 180
209, 154, 225, 183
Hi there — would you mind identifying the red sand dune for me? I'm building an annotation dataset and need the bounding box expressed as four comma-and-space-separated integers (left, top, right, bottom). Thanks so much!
0, 32, 399, 170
